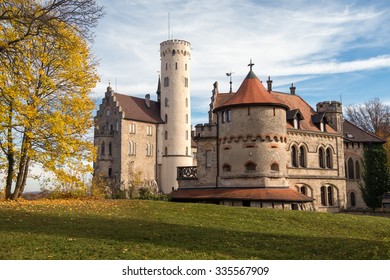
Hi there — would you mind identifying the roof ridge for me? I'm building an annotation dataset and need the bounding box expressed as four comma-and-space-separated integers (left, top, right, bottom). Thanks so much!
344, 119, 386, 142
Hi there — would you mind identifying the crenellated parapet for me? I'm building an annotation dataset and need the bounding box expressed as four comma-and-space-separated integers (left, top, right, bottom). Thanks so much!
220, 134, 288, 144
160, 39, 191, 57
194, 123, 217, 139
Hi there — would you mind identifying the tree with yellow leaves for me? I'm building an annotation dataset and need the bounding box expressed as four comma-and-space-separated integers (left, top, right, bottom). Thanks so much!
0, 0, 101, 200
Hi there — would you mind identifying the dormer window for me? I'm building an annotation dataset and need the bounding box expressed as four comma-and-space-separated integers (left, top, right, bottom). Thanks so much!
287, 109, 304, 129
312, 113, 327, 132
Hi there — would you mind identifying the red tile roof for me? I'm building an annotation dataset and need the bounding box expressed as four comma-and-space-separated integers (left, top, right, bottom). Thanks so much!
272, 91, 337, 133
171, 187, 314, 203
216, 71, 288, 110
113, 93, 163, 124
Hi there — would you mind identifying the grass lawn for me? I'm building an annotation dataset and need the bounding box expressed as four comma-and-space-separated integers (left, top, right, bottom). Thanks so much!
0, 199, 389, 260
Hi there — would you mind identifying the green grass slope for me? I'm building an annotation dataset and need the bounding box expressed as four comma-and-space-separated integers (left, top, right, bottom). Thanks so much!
0, 199, 389, 259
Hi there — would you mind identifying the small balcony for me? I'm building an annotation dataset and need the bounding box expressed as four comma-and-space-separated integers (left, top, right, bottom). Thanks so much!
177, 166, 198, 180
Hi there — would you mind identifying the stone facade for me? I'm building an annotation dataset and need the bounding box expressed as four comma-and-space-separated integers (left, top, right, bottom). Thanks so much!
175, 66, 384, 212
94, 39, 194, 194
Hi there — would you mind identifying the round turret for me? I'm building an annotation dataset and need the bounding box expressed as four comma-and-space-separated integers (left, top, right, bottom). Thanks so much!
215, 68, 288, 188
159, 39, 192, 193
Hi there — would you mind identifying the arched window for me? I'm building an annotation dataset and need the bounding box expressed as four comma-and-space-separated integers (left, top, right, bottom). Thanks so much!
350, 192, 356, 207
347, 158, 354, 179
300, 186, 307, 195
318, 147, 325, 168
223, 164, 231, 172
100, 141, 105, 156
271, 163, 279, 172
172, 50, 176, 56
320, 186, 326, 206
186, 146, 189, 156
186, 114, 188, 124
355, 160, 361, 179
108, 141, 112, 156
327, 186, 334, 206
291, 145, 298, 167
326, 148, 332, 168
299, 146, 306, 167
165, 97, 169, 107
245, 162, 256, 172
186, 130, 189, 140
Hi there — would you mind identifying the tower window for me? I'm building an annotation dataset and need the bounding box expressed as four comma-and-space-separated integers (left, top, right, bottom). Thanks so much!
165, 147, 168, 156
175, 62, 177, 70
206, 150, 212, 167
186, 114, 188, 124
245, 162, 256, 172
108, 168, 112, 177
100, 141, 105, 156
186, 130, 189, 140
223, 164, 231, 172
271, 163, 279, 172
185, 98, 188, 107
108, 141, 112, 156
165, 63, 167, 70
185, 63, 187, 71
165, 97, 169, 107
227, 110, 232, 122
165, 114, 168, 123
185, 77, 188, 87
186, 147, 189, 156
164, 77, 169, 87
172, 50, 175, 56
165, 130, 168, 140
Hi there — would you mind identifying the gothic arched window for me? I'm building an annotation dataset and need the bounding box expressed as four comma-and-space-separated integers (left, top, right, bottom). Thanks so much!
291, 145, 298, 167
326, 147, 333, 168
347, 158, 354, 179
299, 146, 306, 167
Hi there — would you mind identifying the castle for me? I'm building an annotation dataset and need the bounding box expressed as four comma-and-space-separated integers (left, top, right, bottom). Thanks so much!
94, 39, 385, 211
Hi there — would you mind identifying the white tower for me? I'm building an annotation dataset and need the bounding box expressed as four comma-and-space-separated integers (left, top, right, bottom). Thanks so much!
159, 39, 192, 193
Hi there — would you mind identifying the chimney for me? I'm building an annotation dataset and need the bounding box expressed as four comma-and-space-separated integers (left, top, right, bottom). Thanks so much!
145, 94, 151, 108
290, 83, 296, 95
267, 76, 273, 92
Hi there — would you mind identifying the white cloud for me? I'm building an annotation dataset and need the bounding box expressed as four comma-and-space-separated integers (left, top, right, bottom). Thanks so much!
92, 0, 390, 119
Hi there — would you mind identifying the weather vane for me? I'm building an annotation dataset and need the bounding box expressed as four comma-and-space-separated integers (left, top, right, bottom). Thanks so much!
226, 70, 234, 93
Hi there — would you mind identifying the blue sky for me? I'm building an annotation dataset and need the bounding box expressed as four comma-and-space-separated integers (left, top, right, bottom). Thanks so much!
91, 0, 390, 126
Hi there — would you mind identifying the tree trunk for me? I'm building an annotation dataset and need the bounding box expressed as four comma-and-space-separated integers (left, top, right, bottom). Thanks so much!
5, 151, 14, 199
11, 133, 30, 200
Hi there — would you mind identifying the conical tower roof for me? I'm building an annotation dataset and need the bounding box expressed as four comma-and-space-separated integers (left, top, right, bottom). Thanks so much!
216, 66, 288, 110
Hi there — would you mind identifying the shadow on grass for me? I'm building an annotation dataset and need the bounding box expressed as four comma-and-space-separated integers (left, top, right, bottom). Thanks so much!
0, 209, 389, 260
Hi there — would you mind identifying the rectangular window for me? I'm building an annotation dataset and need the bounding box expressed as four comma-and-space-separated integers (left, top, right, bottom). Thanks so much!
221, 111, 225, 123
129, 123, 136, 134
146, 143, 153, 157
227, 110, 232, 122
164, 77, 169, 87
185, 77, 188, 87
147, 126, 153, 136
128, 141, 136, 156
206, 150, 212, 167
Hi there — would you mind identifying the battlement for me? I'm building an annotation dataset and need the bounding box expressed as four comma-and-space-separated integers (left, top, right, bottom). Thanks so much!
160, 39, 191, 57
316, 101, 342, 113
194, 123, 217, 138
